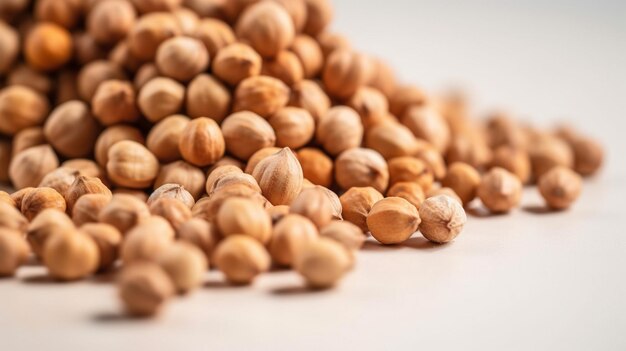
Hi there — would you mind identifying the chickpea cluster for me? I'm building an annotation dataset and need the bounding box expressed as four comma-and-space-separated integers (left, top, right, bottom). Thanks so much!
0, 0, 603, 318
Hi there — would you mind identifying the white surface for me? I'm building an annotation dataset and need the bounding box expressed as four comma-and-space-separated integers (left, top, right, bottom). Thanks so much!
2, 1, 626, 350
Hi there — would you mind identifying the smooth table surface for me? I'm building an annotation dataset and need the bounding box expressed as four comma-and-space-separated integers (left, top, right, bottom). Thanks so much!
2, 0, 626, 350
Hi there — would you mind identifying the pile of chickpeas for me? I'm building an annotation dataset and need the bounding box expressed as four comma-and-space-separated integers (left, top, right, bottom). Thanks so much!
0, 0, 603, 317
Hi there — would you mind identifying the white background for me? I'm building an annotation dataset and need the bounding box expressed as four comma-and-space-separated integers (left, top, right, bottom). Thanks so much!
1, 1, 626, 350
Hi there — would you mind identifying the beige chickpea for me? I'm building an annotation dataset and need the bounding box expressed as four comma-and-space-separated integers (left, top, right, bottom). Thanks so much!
347, 87, 389, 129
538, 166, 582, 210
339, 187, 384, 232
207, 172, 260, 196
303, 0, 333, 36
367, 197, 421, 244
98, 194, 151, 234
43, 229, 100, 281
319, 220, 365, 253
222, 111, 277, 161
236, 1, 295, 58
128, 12, 182, 61
297, 148, 333, 188
402, 105, 451, 154
157, 241, 207, 294
477, 167, 523, 213
121, 219, 175, 264
288, 80, 331, 123
0, 85, 50, 136
0, 202, 28, 233
12, 127, 46, 157
63, 159, 108, 183
569, 136, 603, 176
262, 50, 304, 86
245, 147, 281, 174
156, 36, 209, 82
216, 197, 272, 244
24, 22, 73, 71
322, 49, 370, 99
186, 74, 231, 122
44, 100, 100, 158
9, 145, 59, 190
442, 162, 481, 206
0, 228, 30, 277
95, 125, 145, 168
177, 218, 216, 260
290, 186, 340, 228
108, 40, 143, 73
252, 147, 304, 205
117, 262, 175, 316
268, 107, 315, 149
316, 106, 363, 156
149, 198, 192, 231
272, 0, 307, 32
80, 223, 122, 271
528, 135, 574, 179
387, 157, 434, 190
212, 43, 262, 86
77, 60, 127, 102
138, 77, 185, 123
11, 188, 35, 211
233, 76, 290, 118
290, 34, 323, 78
418, 195, 467, 244
389, 85, 427, 118
64, 175, 112, 213
155, 161, 206, 200
426, 187, 463, 205
368, 57, 397, 98
148, 184, 195, 209
179, 117, 226, 167
213, 235, 271, 285
387, 182, 425, 210
134, 63, 159, 90
92, 80, 140, 126
107, 141, 159, 189
20, 187, 66, 221
269, 214, 318, 266
335, 148, 389, 193
295, 238, 351, 289
414, 146, 447, 181
39, 167, 80, 197
365, 120, 419, 160
72, 194, 111, 226
193, 18, 236, 58
27, 209, 76, 259
317, 31, 350, 58
147, 115, 190, 163
0, 22, 19, 74
87, 0, 136, 45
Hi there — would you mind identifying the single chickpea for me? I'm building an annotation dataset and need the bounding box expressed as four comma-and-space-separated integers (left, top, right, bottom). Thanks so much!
418, 195, 467, 244
117, 262, 175, 316
146, 114, 190, 163
538, 166, 582, 210
252, 147, 304, 206
0, 228, 30, 277
261, 50, 304, 86
297, 148, 333, 188
157, 241, 207, 294
387, 157, 434, 190
294, 238, 351, 289
477, 167, 523, 213
43, 229, 100, 281
221, 111, 277, 161
216, 197, 272, 244
212, 43, 262, 86
442, 162, 481, 206
178, 117, 226, 167
24, 22, 73, 71
490, 146, 531, 184
193, 18, 236, 58
155, 36, 209, 82
322, 49, 370, 99
44, 100, 101, 158
107, 141, 160, 189
213, 235, 271, 285
367, 197, 421, 244
316, 106, 363, 156
235, 1, 295, 58
80, 223, 122, 272
9, 145, 59, 190
186, 74, 231, 122
288, 80, 331, 123
95, 125, 145, 168
91, 80, 140, 126
87, 0, 136, 45
269, 214, 318, 267
387, 182, 425, 210
233, 76, 290, 118
335, 148, 389, 193
98, 194, 151, 234
138, 77, 185, 123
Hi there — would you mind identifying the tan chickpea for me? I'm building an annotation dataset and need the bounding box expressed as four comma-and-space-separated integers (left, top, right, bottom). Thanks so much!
138, 77, 185, 123
442, 162, 481, 206
193, 18, 236, 58
80, 223, 122, 271
87, 0, 136, 45
295, 238, 351, 289
0, 228, 30, 277
157, 241, 207, 294
0, 191, 14, 207
402, 105, 451, 154
107, 141, 159, 189
134, 63, 159, 90
44, 100, 100, 158
216, 197, 272, 244
222, 111, 277, 161
177, 218, 216, 260
367, 197, 421, 244
121, 219, 175, 264
290, 35, 323, 79
72, 32, 107, 65
335, 148, 389, 193
0, 202, 28, 233
528, 135, 574, 179
245, 147, 281, 174
212, 43, 262, 86
155, 161, 206, 200
319, 220, 364, 253
7, 64, 53, 94
148, 183, 195, 209
186, 74, 231, 122
233, 76, 290, 118
262, 50, 304, 86
11, 127, 46, 157
297, 148, 333, 188
538, 166, 582, 210
179, 117, 226, 167
288, 80, 331, 123
389, 85, 427, 118
9, 145, 59, 190
92, 80, 140, 126
64, 175, 112, 213
269, 214, 318, 266
149, 198, 192, 231
339, 187, 384, 232
98, 194, 151, 234
146, 115, 190, 163
72, 194, 111, 226
236, 1, 295, 58
43, 229, 100, 281
11, 188, 35, 211
317, 31, 350, 58
213, 235, 271, 285
322, 49, 370, 99
290, 186, 341, 228
303, 0, 333, 36
0, 85, 50, 136
0, 22, 19, 74
387, 182, 425, 210
38, 167, 79, 198
477, 167, 523, 213
27, 209, 75, 258
24, 22, 73, 71
20, 187, 66, 221
316, 106, 363, 156
117, 262, 175, 316
419, 195, 467, 244
347, 87, 389, 129
77, 60, 127, 102
569, 136, 603, 176
272, 0, 307, 32
128, 12, 182, 61
368, 57, 397, 98
156, 36, 209, 82
252, 147, 304, 205
387, 157, 434, 190
414, 146, 447, 181
365, 120, 419, 160
95, 125, 145, 168
207, 172, 260, 196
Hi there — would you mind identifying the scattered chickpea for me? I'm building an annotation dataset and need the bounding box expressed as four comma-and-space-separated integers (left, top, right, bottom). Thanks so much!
387, 182, 425, 210
222, 111, 277, 160
9, 145, 59, 190
157, 241, 207, 294
295, 238, 351, 289
335, 148, 389, 193
367, 197, 421, 245
538, 166, 582, 210
252, 147, 304, 206
213, 235, 271, 285
418, 195, 467, 244
43, 229, 100, 281
217, 197, 272, 244
80, 223, 122, 272
98, 194, 151, 234
156, 36, 209, 82
117, 262, 175, 317
146, 115, 189, 163
339, 187, 384, 232
477, 167, 523, 213
442, 162, 481, 206
20, 187, 66, 221
0, 228, 30, 277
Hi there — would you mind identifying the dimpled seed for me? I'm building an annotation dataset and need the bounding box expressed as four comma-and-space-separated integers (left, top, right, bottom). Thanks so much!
418, 195, 467, 244
367, 197, 420, 245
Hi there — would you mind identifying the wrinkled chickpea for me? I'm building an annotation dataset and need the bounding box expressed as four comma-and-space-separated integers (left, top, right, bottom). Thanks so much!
418, 195, 467, 244
367, 197, 421, 244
